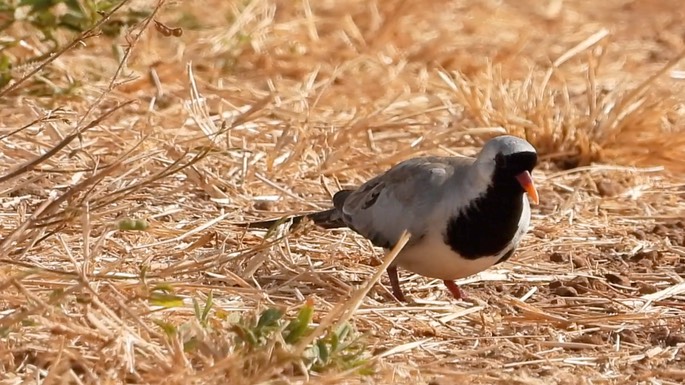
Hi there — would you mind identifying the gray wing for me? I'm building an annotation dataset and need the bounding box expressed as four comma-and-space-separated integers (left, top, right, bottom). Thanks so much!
339, 156, 474, 248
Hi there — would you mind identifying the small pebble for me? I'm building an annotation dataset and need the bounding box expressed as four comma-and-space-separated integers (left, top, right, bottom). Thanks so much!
572, 333, 604, 346
605, 273, 630, 286
554, 285, 579, 297
511, 337, 526, 345
637, 283, 658, 294
602, 304, 620, 314
550, 252, 565, 263
638, 258, 654, 268
570, 276, 590, 286
253, 200, 275, 211
596, 180, 622, 197
632, 250, 658, 261
652, 224, 669, 236
670, 234, 684, 246
512, 286, 531, 298
572, 256, 589, 268
665, 334, 685, 346
569, 277, 590, 294
533, 229, 547, 239
619, 330, 639, 344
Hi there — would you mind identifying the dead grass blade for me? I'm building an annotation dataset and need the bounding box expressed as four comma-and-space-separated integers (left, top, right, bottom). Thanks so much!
0, 100, 133, 184
0, 0, 135, 98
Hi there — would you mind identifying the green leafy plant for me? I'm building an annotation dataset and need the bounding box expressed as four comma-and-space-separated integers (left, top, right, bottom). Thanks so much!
117, 218, 149, 231
152, 294, 373, 376
0, 0, 150, 90
192, 290, 213, 328
148, 284, 185, 309
311, 323, 372, 374
2, 0, 147, 39
230, 299, 372, 374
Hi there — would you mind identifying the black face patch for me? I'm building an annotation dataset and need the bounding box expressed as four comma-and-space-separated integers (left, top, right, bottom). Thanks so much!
443, 151, 537, 259
495, 151, 537, 178
495, 152, 506, 168
443, 186, 524, 259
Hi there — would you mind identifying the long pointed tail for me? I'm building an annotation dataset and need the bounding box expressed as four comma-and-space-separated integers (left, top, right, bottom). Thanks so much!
242, 190, 354, 231
242, 208, 347, 230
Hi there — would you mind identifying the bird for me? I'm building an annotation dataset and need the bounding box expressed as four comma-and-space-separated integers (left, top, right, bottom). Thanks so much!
244, 135, 539, 302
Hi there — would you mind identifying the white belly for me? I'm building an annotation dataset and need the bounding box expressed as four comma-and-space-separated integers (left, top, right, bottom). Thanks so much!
393, 194, 531, 281
393, 232, 502, 280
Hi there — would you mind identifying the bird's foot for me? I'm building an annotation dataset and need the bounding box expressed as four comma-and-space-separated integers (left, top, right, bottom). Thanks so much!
443, 280, 468, 300
391, 288, 407, 303
387, 265, 408, 302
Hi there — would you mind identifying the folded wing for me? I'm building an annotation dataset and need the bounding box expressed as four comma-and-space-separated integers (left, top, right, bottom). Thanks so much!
337, 156, 473, 249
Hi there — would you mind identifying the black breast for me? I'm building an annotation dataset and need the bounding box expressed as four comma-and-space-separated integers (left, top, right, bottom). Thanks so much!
443, 176, 526, 260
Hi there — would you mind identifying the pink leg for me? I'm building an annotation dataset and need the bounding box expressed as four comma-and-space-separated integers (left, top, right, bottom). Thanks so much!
443, 280, 468, 300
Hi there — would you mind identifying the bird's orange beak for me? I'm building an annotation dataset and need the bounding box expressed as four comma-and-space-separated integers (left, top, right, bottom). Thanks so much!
515, 171, 539, 205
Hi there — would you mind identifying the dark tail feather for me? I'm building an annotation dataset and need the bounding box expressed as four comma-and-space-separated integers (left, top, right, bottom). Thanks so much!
242, 189, 355, 230
242, 208, 347, 230
307, 208, 347, 229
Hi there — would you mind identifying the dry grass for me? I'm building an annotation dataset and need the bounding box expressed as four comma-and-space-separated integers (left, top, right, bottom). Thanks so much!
1, 0, 685, 384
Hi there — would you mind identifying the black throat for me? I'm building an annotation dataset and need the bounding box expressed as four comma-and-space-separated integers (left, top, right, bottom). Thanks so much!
444, 167, 530, 260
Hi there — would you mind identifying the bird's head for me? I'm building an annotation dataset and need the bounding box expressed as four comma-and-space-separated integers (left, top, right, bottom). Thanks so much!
474, 135, 539, 204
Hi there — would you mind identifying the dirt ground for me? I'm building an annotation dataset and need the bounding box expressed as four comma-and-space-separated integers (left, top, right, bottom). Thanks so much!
1, 0, 684, 384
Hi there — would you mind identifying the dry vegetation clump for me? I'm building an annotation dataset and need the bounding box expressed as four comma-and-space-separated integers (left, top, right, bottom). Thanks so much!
1, 0, 685, 384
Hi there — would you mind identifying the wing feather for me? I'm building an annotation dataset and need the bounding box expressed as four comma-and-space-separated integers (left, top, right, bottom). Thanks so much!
339, 156, 474, 248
